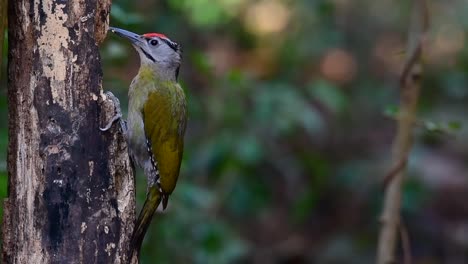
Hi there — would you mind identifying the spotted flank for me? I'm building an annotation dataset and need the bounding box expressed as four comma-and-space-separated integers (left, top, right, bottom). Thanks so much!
146, 138, 162, 193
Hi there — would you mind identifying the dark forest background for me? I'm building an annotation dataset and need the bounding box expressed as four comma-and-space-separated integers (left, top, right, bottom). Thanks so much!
2, 0, 468, 263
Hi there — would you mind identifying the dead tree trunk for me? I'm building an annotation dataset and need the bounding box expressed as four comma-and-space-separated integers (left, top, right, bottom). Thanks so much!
2, 0, 136, 263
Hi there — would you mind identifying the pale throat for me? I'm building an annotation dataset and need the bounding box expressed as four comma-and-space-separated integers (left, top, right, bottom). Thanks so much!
140, 61, 180, 82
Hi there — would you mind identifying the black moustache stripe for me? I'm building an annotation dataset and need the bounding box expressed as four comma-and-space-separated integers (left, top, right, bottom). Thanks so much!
161, 38, 180, 52
139, 47, 156, 62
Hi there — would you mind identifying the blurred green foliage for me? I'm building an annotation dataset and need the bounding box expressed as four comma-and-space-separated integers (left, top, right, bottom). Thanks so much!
1, 0, 468, 263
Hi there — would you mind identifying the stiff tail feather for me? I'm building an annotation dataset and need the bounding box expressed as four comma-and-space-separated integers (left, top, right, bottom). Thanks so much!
130, 188, 163, 256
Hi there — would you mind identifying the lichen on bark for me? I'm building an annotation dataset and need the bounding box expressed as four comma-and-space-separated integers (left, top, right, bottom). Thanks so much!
3, 0, 135, 263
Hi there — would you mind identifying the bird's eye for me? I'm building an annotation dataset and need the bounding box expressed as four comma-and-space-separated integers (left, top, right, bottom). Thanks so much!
149, 39, 159, 46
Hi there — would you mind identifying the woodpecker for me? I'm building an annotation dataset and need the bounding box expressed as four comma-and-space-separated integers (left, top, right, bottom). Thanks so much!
101, 27, 187, 253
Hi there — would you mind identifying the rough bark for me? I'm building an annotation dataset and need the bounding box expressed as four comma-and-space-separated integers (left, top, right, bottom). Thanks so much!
2, 0, 136, 263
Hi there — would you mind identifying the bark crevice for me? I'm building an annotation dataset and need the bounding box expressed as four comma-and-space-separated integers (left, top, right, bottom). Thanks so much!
2, 0, 135, 263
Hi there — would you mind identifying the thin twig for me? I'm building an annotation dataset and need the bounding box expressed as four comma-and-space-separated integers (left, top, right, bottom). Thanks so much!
382, 158, 407, 188
400, 219, 413, 264
399, 0, 429, 88
399, 42, 422, 88
376, 0, 429, 263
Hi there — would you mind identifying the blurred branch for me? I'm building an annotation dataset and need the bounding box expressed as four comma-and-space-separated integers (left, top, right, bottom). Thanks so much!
382, 157, 407, 188
400, 220, 412, 264
376, 0, 429, 263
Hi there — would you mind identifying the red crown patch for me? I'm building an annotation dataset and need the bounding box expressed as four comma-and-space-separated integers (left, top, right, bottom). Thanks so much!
143, 33, 168, 39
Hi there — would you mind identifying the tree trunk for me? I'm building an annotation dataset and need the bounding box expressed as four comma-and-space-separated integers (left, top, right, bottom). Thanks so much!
2, 0, 136, 263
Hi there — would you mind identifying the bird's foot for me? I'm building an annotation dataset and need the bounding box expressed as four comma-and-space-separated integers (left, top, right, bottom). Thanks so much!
100, 91, 127, 134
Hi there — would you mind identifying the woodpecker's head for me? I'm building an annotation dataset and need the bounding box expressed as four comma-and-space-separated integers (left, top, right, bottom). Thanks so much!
109, 27, 182, 78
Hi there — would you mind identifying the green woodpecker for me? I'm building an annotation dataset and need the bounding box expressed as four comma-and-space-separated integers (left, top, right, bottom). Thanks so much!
101, 27, 187, 252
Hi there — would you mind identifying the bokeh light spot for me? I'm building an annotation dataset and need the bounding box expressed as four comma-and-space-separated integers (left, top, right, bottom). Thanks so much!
320, 49, 357, 84
244, 0, 291, 36
428, 23, 465, 65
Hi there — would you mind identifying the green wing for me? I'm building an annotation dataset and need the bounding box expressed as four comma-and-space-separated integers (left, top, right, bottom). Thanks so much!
143, 87, 187, 194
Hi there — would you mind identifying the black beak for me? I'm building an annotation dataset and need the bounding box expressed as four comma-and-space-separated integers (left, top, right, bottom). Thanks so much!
108, 27, 143, 45
109, 26, 157, 63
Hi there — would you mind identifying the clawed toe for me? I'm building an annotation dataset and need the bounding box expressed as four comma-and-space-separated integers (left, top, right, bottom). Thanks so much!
100, 113, 123, 131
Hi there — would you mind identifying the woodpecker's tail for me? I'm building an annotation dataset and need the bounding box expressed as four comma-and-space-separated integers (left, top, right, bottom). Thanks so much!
130, 187, 163, 256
